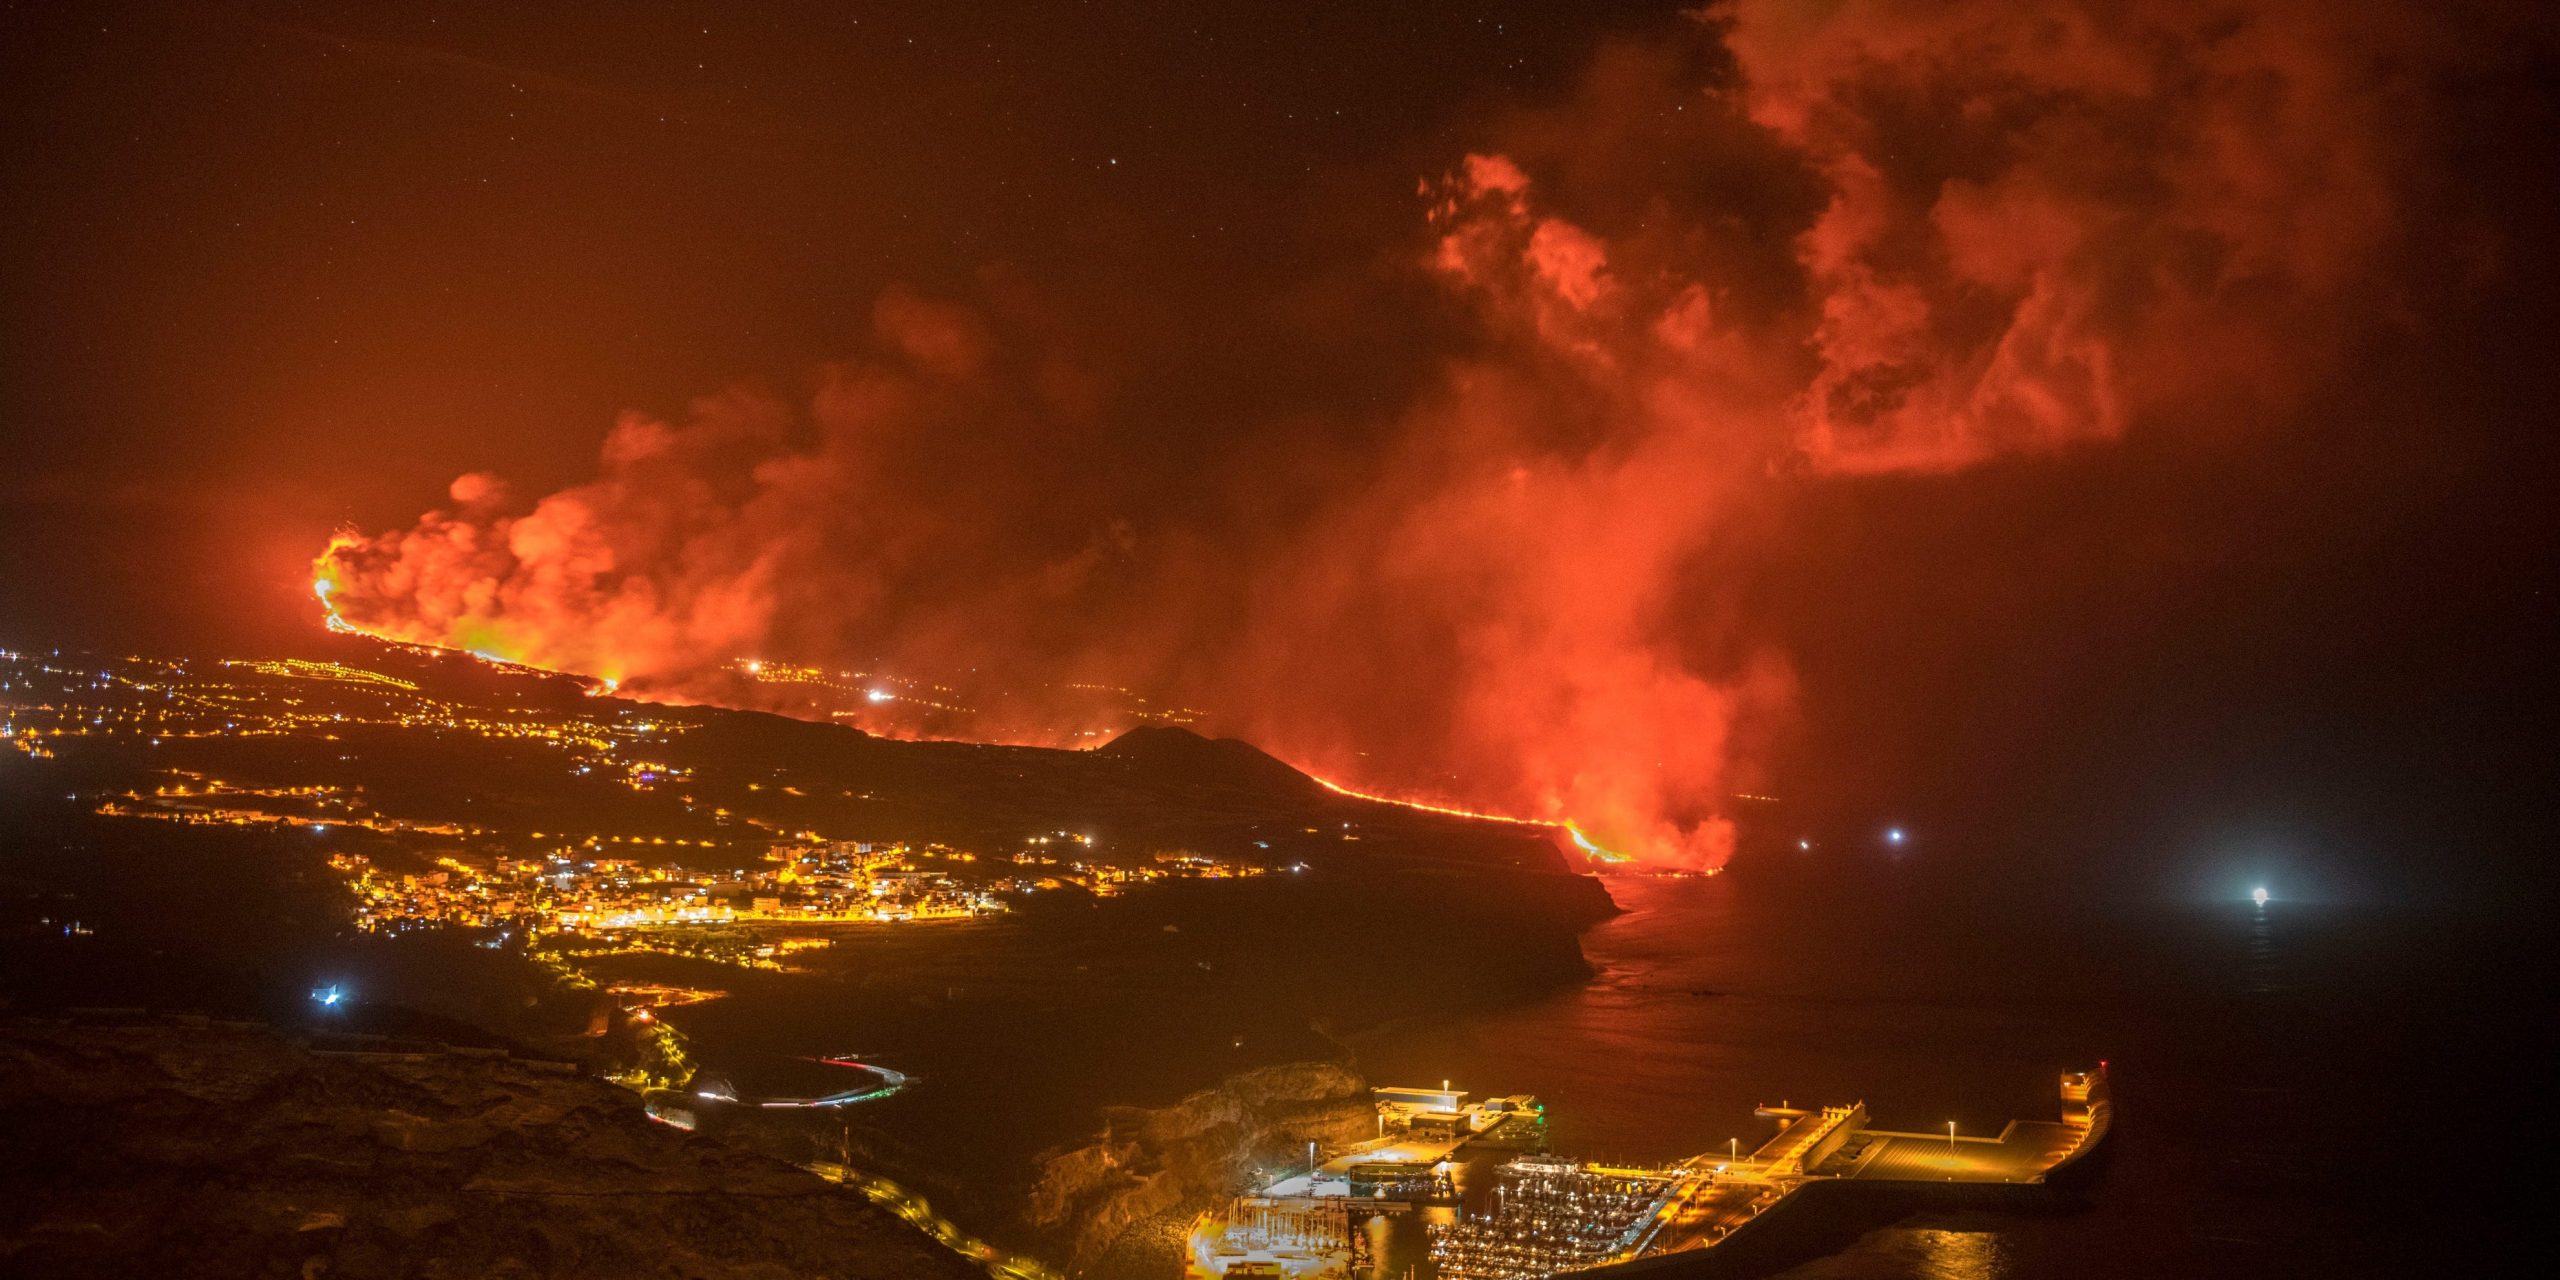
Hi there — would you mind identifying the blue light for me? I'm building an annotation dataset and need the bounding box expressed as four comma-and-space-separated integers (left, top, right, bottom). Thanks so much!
311, 984, 347, 1008
1886, 827, 1906, 845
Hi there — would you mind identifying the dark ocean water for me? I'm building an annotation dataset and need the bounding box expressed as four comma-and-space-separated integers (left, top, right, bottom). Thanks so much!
8, 766, 2539, 1278
1352, 871, 2537, 1278
639, 860, 2540, 1279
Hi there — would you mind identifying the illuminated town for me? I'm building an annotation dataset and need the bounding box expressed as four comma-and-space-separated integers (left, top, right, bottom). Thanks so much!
1, 643, 1286, 989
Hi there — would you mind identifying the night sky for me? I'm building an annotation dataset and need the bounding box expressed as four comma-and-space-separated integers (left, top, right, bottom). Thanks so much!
5, 1, 2555, 896
3, 0, 1615, 629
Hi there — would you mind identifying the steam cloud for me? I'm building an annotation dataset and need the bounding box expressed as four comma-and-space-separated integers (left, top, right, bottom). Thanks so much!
319, 0, 2460, 865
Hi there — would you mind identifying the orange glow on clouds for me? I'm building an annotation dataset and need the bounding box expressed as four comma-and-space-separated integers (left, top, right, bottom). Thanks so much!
310, 1, 2422, 869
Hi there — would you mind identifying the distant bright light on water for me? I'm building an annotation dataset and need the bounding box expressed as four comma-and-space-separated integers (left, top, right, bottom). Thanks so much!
2253, 886, 2270, 907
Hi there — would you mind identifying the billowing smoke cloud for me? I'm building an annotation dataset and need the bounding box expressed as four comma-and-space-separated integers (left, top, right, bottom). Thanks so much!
1730, 0, 2417, 473
318, 0, 2462, 866
317, 281, 1158, 695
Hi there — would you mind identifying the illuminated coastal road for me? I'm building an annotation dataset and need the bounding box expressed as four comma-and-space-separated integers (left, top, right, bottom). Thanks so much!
805, 1160, 1059, 1280
768, 1055, 911, 1107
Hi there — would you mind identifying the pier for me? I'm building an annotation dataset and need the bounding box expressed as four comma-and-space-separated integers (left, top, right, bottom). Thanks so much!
1614, 1067, 2110, 1268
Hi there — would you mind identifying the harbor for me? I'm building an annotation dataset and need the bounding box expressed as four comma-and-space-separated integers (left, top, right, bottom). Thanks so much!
1188, 1067, 2112, 1279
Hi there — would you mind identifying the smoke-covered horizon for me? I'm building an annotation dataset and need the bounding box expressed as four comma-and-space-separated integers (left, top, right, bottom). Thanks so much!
308, 0, 2536, 866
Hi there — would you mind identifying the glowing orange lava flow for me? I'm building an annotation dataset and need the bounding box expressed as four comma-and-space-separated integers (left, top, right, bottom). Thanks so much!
312, 579, 358, 635
316, 552, 1636, 865
1304, 773, 1636, 864
1306, 773, 1556, 827
311, 569, 614, 691
1562, 821, 1634, 864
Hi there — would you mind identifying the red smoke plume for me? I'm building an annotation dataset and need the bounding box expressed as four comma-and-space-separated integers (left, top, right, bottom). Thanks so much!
316, 0, 2444, 867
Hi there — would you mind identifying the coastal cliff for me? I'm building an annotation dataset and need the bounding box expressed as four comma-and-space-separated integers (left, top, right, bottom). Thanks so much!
1023, 1062, 1376, 1271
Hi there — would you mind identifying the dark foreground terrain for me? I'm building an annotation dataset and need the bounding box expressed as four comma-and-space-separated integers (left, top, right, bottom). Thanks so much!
0, 1015, 984, 1280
